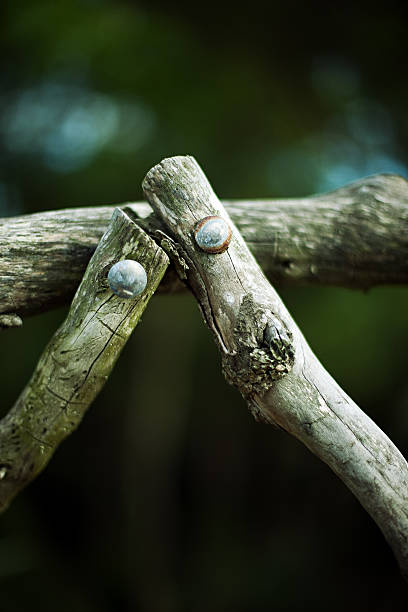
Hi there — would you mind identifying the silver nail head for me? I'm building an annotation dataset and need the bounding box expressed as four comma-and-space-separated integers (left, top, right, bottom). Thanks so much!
108, 260, 147, 298
194, 216, 232, 254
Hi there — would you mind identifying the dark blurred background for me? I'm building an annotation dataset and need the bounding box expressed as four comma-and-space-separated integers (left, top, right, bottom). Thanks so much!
1, 1, 408, 610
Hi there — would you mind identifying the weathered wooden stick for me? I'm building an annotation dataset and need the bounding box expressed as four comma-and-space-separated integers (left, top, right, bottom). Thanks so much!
0, 208, 169, 512
1, 172, 407, 318
143, 156, 408, 579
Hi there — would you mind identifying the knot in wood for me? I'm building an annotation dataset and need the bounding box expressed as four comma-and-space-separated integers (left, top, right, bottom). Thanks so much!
222, 294, 294, 400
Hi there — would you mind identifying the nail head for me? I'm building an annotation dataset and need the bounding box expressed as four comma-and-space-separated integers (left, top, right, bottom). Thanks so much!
108, 260, 147, 298
194, 216, 232, 254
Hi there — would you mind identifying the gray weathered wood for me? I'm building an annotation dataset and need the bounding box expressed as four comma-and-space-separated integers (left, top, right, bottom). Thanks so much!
1, 172, 408, 318
143, 156, 408, 579
0, 208, 169, 512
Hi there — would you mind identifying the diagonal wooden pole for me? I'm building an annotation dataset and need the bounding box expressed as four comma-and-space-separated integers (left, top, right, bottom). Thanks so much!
143, 155, 408, 580
0, 208, 169, 512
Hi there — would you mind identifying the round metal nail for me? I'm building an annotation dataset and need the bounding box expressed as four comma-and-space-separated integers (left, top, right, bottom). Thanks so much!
194, 216, 232, 254
107, 260, 147, 298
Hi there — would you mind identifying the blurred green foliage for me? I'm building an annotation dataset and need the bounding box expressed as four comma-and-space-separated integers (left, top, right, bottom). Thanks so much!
1, 1, 408, 610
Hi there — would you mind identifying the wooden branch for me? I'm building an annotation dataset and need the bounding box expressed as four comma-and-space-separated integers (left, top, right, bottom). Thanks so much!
0, 208, 169, 512
142, 156, 408, 579
1, 172, 408, 318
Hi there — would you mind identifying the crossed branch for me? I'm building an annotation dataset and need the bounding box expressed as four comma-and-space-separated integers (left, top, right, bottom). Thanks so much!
1, 157, 407, 580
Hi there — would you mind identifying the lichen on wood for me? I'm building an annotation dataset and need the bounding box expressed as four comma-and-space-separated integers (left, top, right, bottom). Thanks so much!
0, 208, 169, 512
